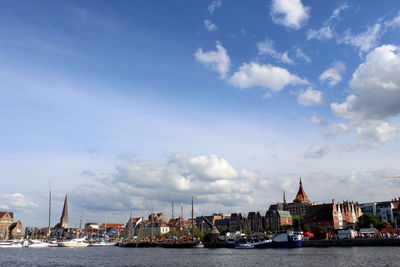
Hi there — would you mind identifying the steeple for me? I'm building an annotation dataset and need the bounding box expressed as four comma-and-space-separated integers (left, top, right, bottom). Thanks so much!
293, 177, 310, 203
283, 191, 286, 204
60, 194, 69, 228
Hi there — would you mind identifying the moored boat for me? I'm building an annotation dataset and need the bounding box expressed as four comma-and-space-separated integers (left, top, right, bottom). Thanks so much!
0, 240, 23, 248
27, 239, 51, 248
253, 232, 302, 248
90, 239, 116, 247
235, 242, 255, 249
58, 238, 89, 247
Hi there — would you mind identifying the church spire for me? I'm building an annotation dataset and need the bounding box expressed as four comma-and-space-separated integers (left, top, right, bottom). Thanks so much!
60, 194, 69, 228
293, 177, 310, 203
283, 191, 286, 204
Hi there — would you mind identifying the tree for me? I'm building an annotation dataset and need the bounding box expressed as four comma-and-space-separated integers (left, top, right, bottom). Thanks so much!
357, 214, 389, 231
292, 217, 305, 231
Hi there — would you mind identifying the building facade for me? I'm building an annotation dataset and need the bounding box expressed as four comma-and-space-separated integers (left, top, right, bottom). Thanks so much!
360, 200, 399, 225
0, 212, 14, 239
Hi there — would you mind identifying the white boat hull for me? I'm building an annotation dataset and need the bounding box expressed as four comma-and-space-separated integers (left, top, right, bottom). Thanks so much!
0, 242, 23, 248
58, 242, 89, 247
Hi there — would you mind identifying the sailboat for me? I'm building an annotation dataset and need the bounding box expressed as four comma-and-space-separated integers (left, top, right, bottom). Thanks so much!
160, 197, 200, 248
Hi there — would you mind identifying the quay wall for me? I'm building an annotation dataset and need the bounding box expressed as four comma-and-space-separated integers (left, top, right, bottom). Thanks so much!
303, 238, 400, 247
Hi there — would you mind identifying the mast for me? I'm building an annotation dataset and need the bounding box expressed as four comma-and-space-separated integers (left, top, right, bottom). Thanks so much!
191, 196, 194, 241
48, 181, 51, 238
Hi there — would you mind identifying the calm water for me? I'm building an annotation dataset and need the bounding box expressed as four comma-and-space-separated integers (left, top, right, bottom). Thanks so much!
1, 246, 399, 267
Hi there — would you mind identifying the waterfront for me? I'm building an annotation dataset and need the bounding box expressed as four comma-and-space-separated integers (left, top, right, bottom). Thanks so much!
1, 247, 400, 267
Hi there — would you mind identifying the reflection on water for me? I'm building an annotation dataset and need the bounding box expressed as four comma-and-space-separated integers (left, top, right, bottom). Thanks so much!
0, 246, 399, 267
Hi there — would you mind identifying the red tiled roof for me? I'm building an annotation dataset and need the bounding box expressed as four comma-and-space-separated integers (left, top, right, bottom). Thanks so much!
0, 211, 14, 219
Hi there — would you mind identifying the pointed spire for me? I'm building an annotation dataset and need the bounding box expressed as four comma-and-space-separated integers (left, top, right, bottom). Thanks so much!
60, 194, 69, 228
293, 178, 310, 203
283, 191, 286, 204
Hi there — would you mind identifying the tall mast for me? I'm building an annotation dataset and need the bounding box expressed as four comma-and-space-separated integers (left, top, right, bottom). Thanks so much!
191, 196, 194, 241
48, 181, 51, 237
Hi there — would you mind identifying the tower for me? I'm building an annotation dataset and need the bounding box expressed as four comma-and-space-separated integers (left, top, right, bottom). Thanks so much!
60, 194, 69, 228
293, 177, 310, 203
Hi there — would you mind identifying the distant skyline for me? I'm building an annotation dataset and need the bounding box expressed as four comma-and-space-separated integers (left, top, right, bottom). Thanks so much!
1, 0, 400, 226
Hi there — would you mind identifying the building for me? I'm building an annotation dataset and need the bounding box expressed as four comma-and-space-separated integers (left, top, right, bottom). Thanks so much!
84, 222, 99, 230
268, 178, 316, 217
304, 200, 362, 232
265, 210, 292, 230
247, 212, 264, 233
9, 220, 25, 238
55, 194, 69, 229
229, 213, 247, 230
360, 200, 399, 225
0, 212, 14, 239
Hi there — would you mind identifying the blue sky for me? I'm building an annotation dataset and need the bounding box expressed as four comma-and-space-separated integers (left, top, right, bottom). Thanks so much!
1, 0, 400, 226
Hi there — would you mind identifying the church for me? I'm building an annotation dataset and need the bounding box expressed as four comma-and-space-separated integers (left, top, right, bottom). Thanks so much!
269, 178, 316, 217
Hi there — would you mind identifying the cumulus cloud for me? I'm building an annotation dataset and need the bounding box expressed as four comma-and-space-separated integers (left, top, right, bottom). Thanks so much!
257, 38, 294, 64
229, 62, 307, 93
331, 44, 400, 145
71, 154, 257, 213
332, 45, 400, 121
0, 193, 38, 210
208, 0, 222, 14
319, 61, 346, 86
195, 42, 231, 79
68, 154, 400, 217
297, 88, 323, 106
307, 3, 348, 40
270, 0, 310, 29
204, 19, 218, 31
356, 121, 398, 145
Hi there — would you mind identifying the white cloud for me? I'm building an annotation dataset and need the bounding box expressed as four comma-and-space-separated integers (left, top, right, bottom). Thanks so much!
332, 45, 400, 121
331, 44, 400, 145
307, 3, 348, 40
356, 121, 398, 145
229, 62, 307, 93
195, 41, 231, 79
319, 61, 346, 86
0, 193, 38, 210
71, 154, 257, 212
204, 19, 218, 31
208, 0, 222, 14
311, 114, 326, 125
297, 88, 323, 106
324, 123, 350, 138
341, 23, 382, 52
270, 0, 310, 29
256, 38, 294, 64
386, 11, 400, 29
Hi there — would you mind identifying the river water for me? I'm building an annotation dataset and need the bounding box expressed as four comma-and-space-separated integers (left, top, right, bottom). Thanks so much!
0, 246, 399, 266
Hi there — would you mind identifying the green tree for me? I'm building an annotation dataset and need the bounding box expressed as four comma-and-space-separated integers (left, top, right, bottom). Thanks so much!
357, 214, 389, 231
292, 216, 305, 231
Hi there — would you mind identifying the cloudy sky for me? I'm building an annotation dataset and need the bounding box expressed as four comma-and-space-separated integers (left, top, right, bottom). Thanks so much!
1, 0, 400, 227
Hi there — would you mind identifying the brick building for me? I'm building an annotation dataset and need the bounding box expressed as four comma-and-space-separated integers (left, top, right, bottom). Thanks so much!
268, 178, 316, 217
0, 212, 14, 239
304, 199, 362, 232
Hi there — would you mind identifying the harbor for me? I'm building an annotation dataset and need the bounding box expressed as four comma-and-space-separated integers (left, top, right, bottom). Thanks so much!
1, 246, 400, 267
